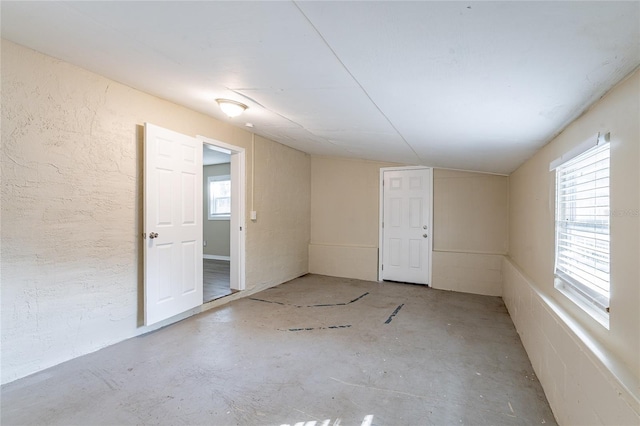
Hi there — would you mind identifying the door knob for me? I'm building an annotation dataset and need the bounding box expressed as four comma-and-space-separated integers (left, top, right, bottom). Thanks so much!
149, 232, 159, 239
423, 234, 428, 238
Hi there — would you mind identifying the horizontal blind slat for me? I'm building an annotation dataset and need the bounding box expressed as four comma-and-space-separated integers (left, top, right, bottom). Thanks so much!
554, 142, 610, 307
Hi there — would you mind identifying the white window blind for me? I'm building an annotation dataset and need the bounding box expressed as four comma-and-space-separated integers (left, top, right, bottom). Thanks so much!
555, 142, 610, 314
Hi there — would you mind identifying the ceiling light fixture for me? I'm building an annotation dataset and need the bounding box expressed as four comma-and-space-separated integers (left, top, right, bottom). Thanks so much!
216, 98, 248, 118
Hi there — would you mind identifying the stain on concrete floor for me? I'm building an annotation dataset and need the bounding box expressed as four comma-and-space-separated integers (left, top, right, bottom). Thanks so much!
1, 274, 557, 425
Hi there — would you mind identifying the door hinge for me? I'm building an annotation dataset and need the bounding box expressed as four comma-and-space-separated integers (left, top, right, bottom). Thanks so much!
382, 264, 384, 270
240, 226, 243, 231
142, 233, 146, 239
382, 221, 384, 228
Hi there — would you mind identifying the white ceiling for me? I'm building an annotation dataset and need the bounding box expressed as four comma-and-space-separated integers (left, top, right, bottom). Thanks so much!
2, 1, 639, 174
203, 145, 231, 166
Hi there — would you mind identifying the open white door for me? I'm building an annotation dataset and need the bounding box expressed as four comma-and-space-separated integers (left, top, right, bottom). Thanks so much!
144, 123, 203, 326
380, 167, 432, 285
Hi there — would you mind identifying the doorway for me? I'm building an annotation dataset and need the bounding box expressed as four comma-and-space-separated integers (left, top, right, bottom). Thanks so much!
202, 145, 232, 302
199, 135, 246, 301
379, 167, 433, 285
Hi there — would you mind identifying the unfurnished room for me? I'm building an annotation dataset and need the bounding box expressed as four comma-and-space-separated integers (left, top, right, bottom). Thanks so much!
1, 1, 639, 425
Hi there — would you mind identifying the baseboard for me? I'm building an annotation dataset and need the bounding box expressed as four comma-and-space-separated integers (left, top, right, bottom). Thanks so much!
203, 255, 230, 261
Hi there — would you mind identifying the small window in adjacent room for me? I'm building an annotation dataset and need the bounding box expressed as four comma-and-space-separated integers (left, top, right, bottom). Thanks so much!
553, 137, 610, 327
208, 175, 231, 220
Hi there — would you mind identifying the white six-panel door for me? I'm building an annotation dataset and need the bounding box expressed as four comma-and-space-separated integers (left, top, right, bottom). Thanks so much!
381, 168, 432, 285
144, 123, 203, 326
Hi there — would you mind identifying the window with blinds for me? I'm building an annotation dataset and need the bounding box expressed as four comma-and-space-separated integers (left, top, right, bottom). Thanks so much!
208, 175, 231, 220
554, 142, 610, 317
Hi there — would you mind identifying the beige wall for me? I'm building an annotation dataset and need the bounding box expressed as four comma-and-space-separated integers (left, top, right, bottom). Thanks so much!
431, 169, 508, 296
309, 156, 397, 281
431, 251, 503, 296
506, 69, 640, 423
433, 169, 508, 254
249, 134, 310, 287
1, 40, 310, 384
6, 35, 636, 425
309, 157, 509, 294
503, 258, 639, 425
203, 163, 231, 257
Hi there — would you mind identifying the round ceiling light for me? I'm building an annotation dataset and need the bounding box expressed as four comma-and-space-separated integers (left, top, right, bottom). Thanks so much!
216, 99, 248, 118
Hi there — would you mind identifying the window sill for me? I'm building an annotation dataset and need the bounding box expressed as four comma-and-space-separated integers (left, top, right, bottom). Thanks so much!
555, 277, 609, 330
208, 216, 230, 221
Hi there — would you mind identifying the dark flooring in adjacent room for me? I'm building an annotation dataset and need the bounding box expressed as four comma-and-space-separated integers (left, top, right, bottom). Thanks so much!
203, 258, 232, 302
1, 275, 556, 426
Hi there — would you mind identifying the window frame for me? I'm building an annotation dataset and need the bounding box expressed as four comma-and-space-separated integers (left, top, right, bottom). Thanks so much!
552, 135, 610, 328
207, 174, 231, 221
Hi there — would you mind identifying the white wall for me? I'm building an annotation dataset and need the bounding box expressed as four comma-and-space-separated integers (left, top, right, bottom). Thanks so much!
1, 40, 311, 384
506, 68, 640, 424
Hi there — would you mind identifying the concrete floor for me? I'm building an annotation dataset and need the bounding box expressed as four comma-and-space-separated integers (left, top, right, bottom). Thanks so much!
1, 275, 556, 425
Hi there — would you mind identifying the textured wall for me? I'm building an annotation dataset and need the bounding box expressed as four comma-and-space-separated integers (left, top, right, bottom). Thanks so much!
431, 252, 503, 296
309, 157, 508, 293
309, 156, 397, 281
433, 169, 508, 254
503, 258, 639, 425
431, 169, 508, 296
1, 40, 310, 384
508, 68, 639, 380
248, 135, 310, 287
203, 163, 231, 257
507, 68, 639, 422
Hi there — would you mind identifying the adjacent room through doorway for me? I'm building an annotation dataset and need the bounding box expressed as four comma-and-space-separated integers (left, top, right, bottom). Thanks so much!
203, 258, 232, 301
203, 144, 232, 302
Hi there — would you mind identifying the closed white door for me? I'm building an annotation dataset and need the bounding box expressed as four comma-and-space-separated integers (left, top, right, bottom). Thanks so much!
381, 168, 432, 285
144, 123, 203, 326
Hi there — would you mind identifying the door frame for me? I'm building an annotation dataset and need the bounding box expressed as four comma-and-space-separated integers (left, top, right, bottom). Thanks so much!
198, 135, 246, 292
378, 166, 433, 283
